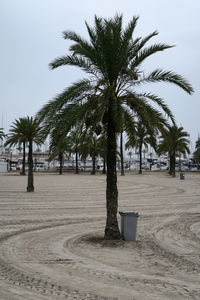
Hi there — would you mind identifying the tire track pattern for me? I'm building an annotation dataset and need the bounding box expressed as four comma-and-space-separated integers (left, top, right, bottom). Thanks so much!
0, 220, 116, 299
0, 173, 200, 299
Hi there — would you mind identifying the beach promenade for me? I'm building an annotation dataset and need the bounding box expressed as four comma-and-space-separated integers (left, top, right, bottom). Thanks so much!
0, 172, 199, 299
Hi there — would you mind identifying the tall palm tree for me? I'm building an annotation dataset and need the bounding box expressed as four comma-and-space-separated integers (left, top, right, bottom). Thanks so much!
157, 126, 190, 177
126, 121, 157, 174
5, 117, 44, 191
37, 15, 193, 239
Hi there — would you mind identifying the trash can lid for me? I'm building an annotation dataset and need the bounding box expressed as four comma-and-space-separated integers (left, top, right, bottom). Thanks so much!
119, 211, 139, 217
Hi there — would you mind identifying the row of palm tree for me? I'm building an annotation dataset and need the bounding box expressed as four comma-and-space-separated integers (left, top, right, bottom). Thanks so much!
2, 118, 192, 175
2, 119, 192, 179
1, 14, 194, 240
48, 126, 104, 175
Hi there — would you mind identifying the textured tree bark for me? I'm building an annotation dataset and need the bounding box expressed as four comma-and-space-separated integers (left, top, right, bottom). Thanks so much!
120, 132, 125, 176
21, 141, 26, 175
104, 105, 121, 240
102, 156, 106, 174
59, 153, 63, 175
139, 143, 142, 174
171, 152, 176, 177
75, 151, 79, 174
27, 141, 34, 192
91, 152, 96, 175
168, 153, 172, 175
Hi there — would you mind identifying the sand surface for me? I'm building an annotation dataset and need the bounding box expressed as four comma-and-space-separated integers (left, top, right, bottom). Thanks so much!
0, 171, 199, 299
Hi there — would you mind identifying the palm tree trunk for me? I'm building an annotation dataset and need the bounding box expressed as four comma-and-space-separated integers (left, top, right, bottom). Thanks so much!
27, 141, 34, 192
84, 159, 86, 171
21, 141, 26, 175
139, 143, 142, 174
59, 153, 63, 175
104, 107, 121, 240
102, 156, 106, 174
171, 152, 176, 177
120, 132, 125, 176
91, 152, 96, 175
168, 153, 172, 175
75, 151, 79, 174
179, 156, 181, 171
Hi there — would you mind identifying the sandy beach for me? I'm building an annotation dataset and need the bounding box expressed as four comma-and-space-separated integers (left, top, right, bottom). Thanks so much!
0, 171, 199, 299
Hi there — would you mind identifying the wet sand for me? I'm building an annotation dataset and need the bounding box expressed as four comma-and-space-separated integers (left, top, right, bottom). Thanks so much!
0, 171, 199, 299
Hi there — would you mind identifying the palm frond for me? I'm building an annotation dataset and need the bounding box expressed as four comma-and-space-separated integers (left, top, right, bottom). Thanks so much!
137, 92, 176, 124
62, 30, 85, 43
131, 43, 174, 68
129, 30, 158, 60
125, 95, 170, 135
37, 79, 92, 122
143, 69, 194, 94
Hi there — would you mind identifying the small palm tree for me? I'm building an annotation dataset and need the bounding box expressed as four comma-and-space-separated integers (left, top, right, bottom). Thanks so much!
37, 15, 193, 239
49, 133, 71, 175
81, 130, 103, 175
4, 119, 27, 175
126, 121, 157, 174
158, 126, 190, 177
5, 117, 44, 191
193, 138, 200, 164
67, 129, 82, 174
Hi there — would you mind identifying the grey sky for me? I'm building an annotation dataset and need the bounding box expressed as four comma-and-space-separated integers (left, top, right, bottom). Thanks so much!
0, 0, 199, 149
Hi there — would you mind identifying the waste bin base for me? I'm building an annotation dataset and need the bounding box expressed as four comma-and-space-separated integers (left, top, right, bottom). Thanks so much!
119, 211, 139, 241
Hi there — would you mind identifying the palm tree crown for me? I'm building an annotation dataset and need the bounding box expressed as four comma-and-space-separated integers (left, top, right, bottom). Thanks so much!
158, 126, 190, 156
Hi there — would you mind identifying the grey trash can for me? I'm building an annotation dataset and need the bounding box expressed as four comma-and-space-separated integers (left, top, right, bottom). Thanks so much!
119, 211, 139, 241
180, 172, 185, 180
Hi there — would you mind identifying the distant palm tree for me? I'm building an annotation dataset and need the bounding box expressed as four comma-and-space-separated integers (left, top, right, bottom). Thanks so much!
37, 15, 193, 239
4, 119, 27, 175
193, 138, 200, 164
67, 129, 82, 174
5, 117, 44, 191
49, 133, 71, 175
126, 121, 157, 174
158, 126, 190, 177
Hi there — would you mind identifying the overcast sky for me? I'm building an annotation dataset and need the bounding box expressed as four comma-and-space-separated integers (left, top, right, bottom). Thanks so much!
1, 0, 199, 149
